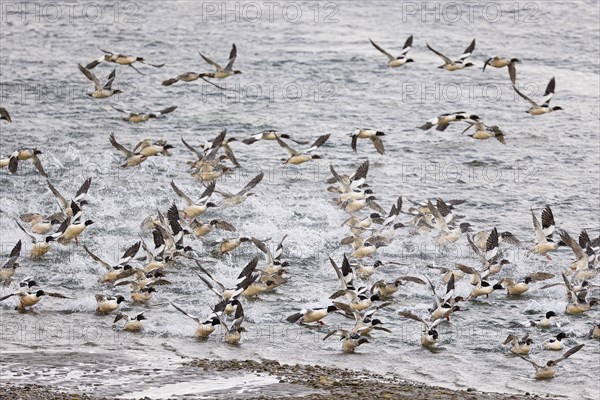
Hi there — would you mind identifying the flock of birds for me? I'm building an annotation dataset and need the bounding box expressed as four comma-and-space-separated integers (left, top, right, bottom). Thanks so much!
0, 34, 597, 387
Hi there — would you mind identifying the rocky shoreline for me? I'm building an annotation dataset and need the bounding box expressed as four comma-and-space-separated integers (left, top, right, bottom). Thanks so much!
2, 358, 555, 400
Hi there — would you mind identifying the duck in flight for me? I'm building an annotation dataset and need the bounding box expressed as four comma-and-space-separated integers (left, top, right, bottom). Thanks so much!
419, 112, 479, 132
483, 56, 519, 84
350, 129, 385, 155
513, 77, 563, 115
275, 134, 330, 164
47, 177, 92, 218
198, 44, 241, 79
162, 71, 226, 90
111, 105, 177, 123
6, 148, 47, 177
109, 133, 147, 167
215, 171, 264, 207
369, 35, 414, 68
462, 122, 506, 144
426, 39, 476, 71
85, 47, 164, 74
242, 130, 308, 146
170, 180, 216, 218
78, 64, 122, 98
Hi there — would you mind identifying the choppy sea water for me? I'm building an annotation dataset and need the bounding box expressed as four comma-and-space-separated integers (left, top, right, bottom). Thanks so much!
0, 1, 599, 399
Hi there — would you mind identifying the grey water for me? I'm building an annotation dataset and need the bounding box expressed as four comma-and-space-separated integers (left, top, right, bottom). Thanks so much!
0, 1, 599, 399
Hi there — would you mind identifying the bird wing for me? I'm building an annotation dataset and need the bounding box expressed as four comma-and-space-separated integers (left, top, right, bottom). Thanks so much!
427, 200, 449, 232
426, 43, 452, 64
78, 64, 101, 90
369, 39, 395, 61
15, 220, 37, 243
329, 164, 351, 192
274, 235, 287, 260
30, 155, 47, 177
458, 39, 476, 60
553, 344, 584, 364
170, 181, 194, 206
196, 272, 226, 299
370, 137, 385, 155
199, 181, 216, 203
0, 107, 11, 122
252, 237, 273, 265
223, 44, 237, 73
350, 133, 359, 153
443, 273, 456, 303
275, 135, 298, 156
329, 257, 348, 291
398, 276, 426, 285
231, 301, 245, 331
119, 241, 141, 265
401, 35, 413, 55
513, 85, 539, 108
170, 302, 200, 324
45, 292, 71, 299
47, 180, 68, 210
103, 68, 117, 90
540, 77, 555, 106
541, 205, 555, 237
181, 136, 204, 160
466, 235, 488, 266
109, 133, 133, 157
508, 62, 517, 85
306, 134, 331, 153
424, 276, 442, 307
212, 219, 236, 232
511, 351, 542, 369
560, 230, 586, 260
237, 171, 264, 196
83, 245, 112, 271
528, 272, 555, 282
456, 264, 481, 285
156, 106, 177, 116
223, 144, 240, 167
531, 208, 547, 244
74, 178, 92, 202
353, 160, 369, 184
398, 311, 428, 329
198, 51, 223, 71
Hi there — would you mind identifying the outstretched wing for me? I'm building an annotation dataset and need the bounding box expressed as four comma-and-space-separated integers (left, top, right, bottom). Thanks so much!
369, 39, 394, 61
170, 302, 200, 323
109, 133, 133, 157
458, 39, 476, 61
237, 172, 264, 196
78, 64, 101, 90
306, 134, 330, 153
426, 43, 452, 64
198, 51, 223, 71
275, 136, 298, 156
